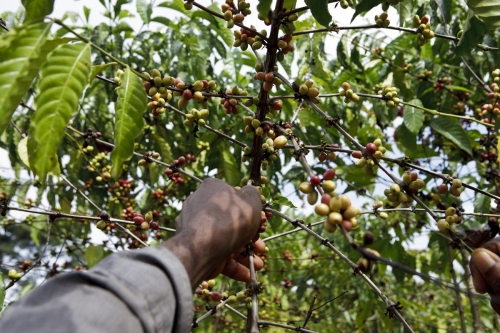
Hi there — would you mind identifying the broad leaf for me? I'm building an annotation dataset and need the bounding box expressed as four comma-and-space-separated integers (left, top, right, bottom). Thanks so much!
110, 67, 147, 179
22, 0, 54, 23
0, 22, 52, 136
272, 195, 296, 208
257, 0, 272, 17
455, 10, 488, 56
474, 194, 491, 214
28, 43, 91, 182
17, 136, 30, 167
305, 0, 332, 27
429, 117, 472, 156
85, 245, 104, 268
352, 0, 384, 22
467, 0, 500, 28
283, 0, 298, 10
221, 149, 239, 186
137, 0, 153, 24
151, 16, 170, 26
436, 0, 452, 22
89, 62, 118, 82
403, 99, 424, 134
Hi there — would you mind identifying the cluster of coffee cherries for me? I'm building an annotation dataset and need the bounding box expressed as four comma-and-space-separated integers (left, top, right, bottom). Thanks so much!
437, 206, 462, 232
255, 71, 282, 93
476, 102, 500, 122
299, 170, 336, 206
351, 140, 386, 175
437, 178, 462, 197
339, 0, 354, 8
233, 27, 266, 51
416, 69, 433, 80
276, 34, 294, 61
378, 85, 400, 107
318, 144, 338, 162
151, 188, 169, 205
221, 0, 251, 28
319, 195, 361, 233
183, 108, 210, 127
138, 152, 161, 167
412, 15, 435, 46
196, 279, 228, 302
357, 248, 381, 273
87, 152, 112, 181
340, 82, 360, 103
281, 16, 297, 35
220, 85, 249, 114
375, 12, 390, 27
402, 171, 426, 193
175, 78, 217, 110
108, 179, 136, 207
296, 79, 320, 104
488, 69, 500, 99
384, 183, 413, 208
132, 211, 160, 231
257, 210, 273, 235
8, 269, 22, 280
433, 77, 453, 93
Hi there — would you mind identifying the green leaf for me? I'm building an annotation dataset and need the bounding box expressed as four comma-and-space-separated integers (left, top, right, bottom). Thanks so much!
445, 85, 473, 93
455, 11, 488, 56
89, 62, 118, 82
17, 136, 30, 168
403, 99, 424, 134
30, 221, 44, 247
149, 162, 160, 186
467, 0, 500, 28
474, 194, 491, 214
272, 195, 296, 208
85, 245, 104, 268
257, 0, 272, 17
305, 0, 332, 27
28, 43, 91, 182
21, 0, 54, 23
436, 0, 452, 22
221, 149, 239, 186
429, 117, 472, 156
114, 0, 132, 17
352, 0, 384, 23
0, 270, 4, 311
0, 22, 53, 136
137, 0, 153, 24
110, 67, 147, 179
151, 16, 170, 26
283, 0, 297, 10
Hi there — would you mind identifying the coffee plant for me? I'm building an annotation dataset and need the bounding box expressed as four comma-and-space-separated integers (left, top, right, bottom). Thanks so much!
1, 0, 500, 331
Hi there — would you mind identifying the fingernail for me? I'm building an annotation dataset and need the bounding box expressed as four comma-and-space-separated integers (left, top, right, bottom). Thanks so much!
474, 250, 499, 273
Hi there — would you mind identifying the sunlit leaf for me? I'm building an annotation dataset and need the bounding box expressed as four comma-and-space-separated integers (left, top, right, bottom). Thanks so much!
305, 0, 332, 27
28, 43, 91, 182
110, 67, 147, 179
430, 117, 472, 156
21, 0, 54, 23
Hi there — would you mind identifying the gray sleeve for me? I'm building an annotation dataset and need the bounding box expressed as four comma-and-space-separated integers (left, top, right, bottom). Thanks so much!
0, 246, 193, 333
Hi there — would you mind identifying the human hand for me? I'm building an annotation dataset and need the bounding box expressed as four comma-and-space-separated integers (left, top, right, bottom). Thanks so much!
470, 237, 500, 313
163, 178, 265, 288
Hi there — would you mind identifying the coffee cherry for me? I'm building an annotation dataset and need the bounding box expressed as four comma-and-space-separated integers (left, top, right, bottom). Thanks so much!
263, 81, 273, 92
323, 169, 335, 180
307, 191, 319, 205
321, 193, 332, 205
438, 183, 448, 194
450, 186, 461, 197
437, 219, 449, 232
150, 221, 159, 230
329, 197, 342, 212
310, 176, 321, 186
265, 72, 274, 82
357, 258, 372, 273
452, 179, 462, 188
366, 143, 377, 155
208, 279, 215, 288
342, 220, 353, 232
339, 195, 351, 210
343, 206, 360, 220
322, 180, 335, 192
352, 151, 363, 159
274, 135, 287, 148
141, 221, 149, 230
379, 212, 389, 219
210, 292, 223, 302
299, 182, 314, 194
324, 220, 337, 232
315, 203, 330, 216
134, 215, 144, 225
96, 220, 107, 230
420, 15, 429, 24
363, 232, 374, 245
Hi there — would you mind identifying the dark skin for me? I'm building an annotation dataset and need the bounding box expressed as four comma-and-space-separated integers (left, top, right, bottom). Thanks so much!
163, 178, 265, 289
470, 237, 500, 314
